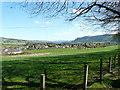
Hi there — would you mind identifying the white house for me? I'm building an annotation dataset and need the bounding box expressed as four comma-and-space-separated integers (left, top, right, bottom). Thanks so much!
3, 49, 22, 54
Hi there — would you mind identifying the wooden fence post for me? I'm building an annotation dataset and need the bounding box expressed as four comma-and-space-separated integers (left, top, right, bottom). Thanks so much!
83, 64, 88, 90
114, 55, 116, 68
40, 74, 45, 90
109, 57, 112, 73
100, 59, 102, 82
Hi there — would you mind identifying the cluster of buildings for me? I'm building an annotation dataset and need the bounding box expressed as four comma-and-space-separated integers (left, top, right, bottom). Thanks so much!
1, 42, 114, 55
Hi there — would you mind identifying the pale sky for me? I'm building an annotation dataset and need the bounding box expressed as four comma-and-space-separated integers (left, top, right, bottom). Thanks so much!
1, 2, 108, 41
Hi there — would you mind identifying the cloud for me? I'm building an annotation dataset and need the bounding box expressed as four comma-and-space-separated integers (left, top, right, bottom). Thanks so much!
35, 21, 40, 24
69, 9, 84, 14
90, 17, 95, 19
45, 21, 51, 24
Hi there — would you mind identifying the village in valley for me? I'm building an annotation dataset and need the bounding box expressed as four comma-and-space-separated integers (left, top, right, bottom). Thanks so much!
1, 36, 117, 55
1, 33, 118, 55
1, 1, 120, 90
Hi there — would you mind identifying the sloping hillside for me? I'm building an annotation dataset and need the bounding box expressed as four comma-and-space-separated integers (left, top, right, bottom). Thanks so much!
72, 34, 117, 43
1, 34, 118, 45
1, 37, 29, 44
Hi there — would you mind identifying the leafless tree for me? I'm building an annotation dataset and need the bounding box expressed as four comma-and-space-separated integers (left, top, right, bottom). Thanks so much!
15, 0, 120, 33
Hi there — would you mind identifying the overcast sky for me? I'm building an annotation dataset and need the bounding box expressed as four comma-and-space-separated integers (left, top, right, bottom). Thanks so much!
1, 2, 108, 41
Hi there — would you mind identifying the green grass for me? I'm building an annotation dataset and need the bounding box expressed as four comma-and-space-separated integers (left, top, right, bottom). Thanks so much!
23, 45, 118, 56
90, 72, 120, 89
2, 45, 120, 89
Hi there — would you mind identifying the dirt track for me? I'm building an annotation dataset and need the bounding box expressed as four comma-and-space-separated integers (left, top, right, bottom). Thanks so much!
2, 53, 52, 57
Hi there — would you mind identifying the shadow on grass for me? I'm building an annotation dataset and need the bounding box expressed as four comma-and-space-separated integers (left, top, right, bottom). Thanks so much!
2, 78, 83, 89
2, 80, 40, 89
46, 78, 83, 89
2, 49, 119, 89
111, 79, 120, 88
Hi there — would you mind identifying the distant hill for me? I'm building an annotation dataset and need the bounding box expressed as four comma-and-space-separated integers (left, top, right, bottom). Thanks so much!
72, 34, 117, 43
1, 34, 118, 45
0, 37, 39, 45
0, 37, 70, 44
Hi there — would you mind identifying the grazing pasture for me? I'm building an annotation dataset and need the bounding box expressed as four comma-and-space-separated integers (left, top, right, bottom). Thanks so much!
2, 46, 119, 89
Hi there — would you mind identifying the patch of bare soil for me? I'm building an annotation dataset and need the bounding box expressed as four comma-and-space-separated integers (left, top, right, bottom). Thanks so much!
2, 53, 52, 57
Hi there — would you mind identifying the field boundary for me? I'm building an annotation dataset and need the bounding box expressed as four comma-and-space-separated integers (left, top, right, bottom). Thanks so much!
1, 53, 52, 57
40, 55, 119, 90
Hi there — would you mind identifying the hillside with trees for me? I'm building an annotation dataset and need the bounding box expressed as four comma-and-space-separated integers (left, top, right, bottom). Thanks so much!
72, 34, 117, 43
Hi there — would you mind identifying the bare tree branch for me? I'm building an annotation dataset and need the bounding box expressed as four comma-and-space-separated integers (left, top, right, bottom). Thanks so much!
14, 1, 120, 33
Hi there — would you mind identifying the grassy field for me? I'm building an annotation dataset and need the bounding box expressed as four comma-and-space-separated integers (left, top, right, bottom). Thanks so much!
24, 46, 118, 55
2, 45, 120, 89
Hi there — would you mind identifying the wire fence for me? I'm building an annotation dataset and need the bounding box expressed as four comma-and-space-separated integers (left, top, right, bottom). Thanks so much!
39, 55, 119, 89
